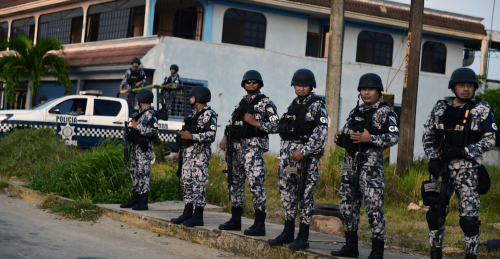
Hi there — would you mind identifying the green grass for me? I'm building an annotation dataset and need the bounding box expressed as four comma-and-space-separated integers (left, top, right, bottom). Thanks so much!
0, 180, 8, 189
38, 194, 103, 222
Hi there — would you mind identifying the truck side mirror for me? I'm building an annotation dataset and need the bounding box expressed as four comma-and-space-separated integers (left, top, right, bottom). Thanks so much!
49, 108, 60, 114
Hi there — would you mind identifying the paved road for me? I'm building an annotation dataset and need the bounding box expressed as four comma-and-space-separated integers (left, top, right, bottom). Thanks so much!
0, 192, 247, 259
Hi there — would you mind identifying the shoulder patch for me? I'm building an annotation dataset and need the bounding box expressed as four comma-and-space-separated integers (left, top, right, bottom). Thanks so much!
493, 123, 498, 131
389, 116, 397, 126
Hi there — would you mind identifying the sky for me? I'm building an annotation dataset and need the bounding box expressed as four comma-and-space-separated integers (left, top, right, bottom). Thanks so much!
388, 0, 500, 81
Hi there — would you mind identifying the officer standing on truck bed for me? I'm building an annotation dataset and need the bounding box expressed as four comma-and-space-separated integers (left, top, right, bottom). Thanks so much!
159, 64, 182, 120
120, 57, 147, 117
331, 73, 399, 259
170, 86, 217, 227
120, 89, 159, 211
268, 69, 328, 250
218, 70, 279, 236
421, 67, 497, 259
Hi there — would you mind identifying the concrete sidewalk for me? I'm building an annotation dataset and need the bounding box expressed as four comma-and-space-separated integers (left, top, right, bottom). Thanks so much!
8, 181, 426, 259
99, 201, 426, 259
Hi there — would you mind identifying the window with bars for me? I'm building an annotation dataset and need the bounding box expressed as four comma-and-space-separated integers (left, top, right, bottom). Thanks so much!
154, 0, 204, 41
11, 17, 36, 42
0, 22, 7, 51
86, 0, 145, 42
38, 8, 83, 45
169, 79, 208, 119
222, 8, 266, 48
356, 30, 393, 66
421, 41, 446, 74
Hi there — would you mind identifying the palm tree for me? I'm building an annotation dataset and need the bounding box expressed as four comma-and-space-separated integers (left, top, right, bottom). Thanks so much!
0, 34, 72, 106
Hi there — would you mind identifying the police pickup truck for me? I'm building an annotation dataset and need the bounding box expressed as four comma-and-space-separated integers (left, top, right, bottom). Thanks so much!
0, 92, 182, 150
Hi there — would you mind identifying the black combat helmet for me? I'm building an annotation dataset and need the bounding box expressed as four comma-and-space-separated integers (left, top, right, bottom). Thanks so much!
448, 67, 478, 90
170, 64, 179, 72
131, 57, 141, 65
190, 86, 211, 103
241, 70, 264, 88
357, 73, 384, 92
136, 89, 154, 103
291, 69, 316, 88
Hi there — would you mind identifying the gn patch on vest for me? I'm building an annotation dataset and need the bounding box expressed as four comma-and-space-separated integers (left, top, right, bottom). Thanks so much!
389, 126, 399, 132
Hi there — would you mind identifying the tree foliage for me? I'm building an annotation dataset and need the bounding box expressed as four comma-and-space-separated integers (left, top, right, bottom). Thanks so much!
0, 34, 72, 105
477, 88, 500, 121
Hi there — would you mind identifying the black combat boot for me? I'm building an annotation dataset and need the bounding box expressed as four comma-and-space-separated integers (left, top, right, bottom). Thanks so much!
120, 191, 138, 208
244, 209, 266, 236
171, 203, 193, 225
183, 206, 204, 227
219, 206, 243, 231
132, 193, 149, 211
288, 223, 310, 250
430, 247, 442, 259
367, 238, 384, 259
268, 220, 295, 246
330, 231, 359, 258
465, 254, 477, 259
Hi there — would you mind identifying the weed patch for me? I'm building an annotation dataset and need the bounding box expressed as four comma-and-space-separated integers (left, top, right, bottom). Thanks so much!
39, 194, 103, 222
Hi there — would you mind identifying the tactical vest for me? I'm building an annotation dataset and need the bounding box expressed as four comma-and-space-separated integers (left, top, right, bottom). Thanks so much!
278, 96, 324, 143
127, 68, 141, 87
129, 107, 158, 152
337, 102, 390, 153
436, 98, 483, 148
176, 108, 212, 147
230, 95, 268, 140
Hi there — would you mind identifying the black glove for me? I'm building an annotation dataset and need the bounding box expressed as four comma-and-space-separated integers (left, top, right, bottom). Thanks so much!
441, 146, 466, 161
428, 159, 441, 179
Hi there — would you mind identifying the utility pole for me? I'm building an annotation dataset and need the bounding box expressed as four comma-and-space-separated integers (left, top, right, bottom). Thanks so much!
324, 0, 345, 159
396, 0, 424, 175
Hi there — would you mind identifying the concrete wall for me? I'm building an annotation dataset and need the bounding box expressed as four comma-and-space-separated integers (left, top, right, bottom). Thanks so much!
141, 36, 327, 154
210, 2, 308, 56
340, 23, 465, 164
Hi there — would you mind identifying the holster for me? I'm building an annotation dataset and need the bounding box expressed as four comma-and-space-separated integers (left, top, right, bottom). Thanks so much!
477, 165, 491, 195
421, 180, 440, 206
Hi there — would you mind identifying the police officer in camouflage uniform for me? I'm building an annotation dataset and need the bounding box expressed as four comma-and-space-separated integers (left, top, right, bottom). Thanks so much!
170, 86, 217, 227
218, 70, 279, 236
268, 69, 328, 250
331, 73, 399, 259
422, 68, 497, 259
120, 89, 159, 211
120, 57, 147, 117
159, 64, 182, 120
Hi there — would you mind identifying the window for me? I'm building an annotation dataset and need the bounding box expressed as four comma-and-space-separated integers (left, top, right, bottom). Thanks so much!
222, 8, 266, 48
421, 41, 446, 74
306, 33, 320, 57
154, 0, 204, 40
169, 79, 208, 119
94, 99, 122, 116
356, 30, 393, 66
11, 17, 36, 42
0, 22, 8, 51
38, 9, 84, 45
54, 98, 87, 115
86, 0, 145, 42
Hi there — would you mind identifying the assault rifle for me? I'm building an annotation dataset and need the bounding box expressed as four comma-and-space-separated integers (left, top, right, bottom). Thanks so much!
176, 146, 183, 191
221, 127, 233, 202
340, 147, 363, 220
286, 156, 310, 216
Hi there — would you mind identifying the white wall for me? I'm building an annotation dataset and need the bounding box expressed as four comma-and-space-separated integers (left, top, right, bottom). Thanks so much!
141, 36, 327, 154
341, 26, 466, 163
210, 4, 308, 57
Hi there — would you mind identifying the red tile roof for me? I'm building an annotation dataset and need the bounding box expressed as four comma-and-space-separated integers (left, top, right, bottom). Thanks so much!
290, 0, 486, 35
53, 44, 156, 67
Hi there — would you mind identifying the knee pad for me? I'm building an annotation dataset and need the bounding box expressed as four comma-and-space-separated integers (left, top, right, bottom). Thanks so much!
459, 217, 480, 237
426, 209, 439, 230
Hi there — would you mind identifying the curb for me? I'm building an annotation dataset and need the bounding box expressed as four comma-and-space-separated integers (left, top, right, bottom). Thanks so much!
6, 182, 336, 259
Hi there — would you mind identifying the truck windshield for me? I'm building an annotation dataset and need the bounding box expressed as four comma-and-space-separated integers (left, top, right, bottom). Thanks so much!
31, 97, 62, 110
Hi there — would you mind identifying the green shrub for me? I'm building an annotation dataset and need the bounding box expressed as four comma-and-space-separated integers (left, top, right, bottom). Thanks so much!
0, 127, 81, 178
39, 194, 103, 222
30, 138, 182, 204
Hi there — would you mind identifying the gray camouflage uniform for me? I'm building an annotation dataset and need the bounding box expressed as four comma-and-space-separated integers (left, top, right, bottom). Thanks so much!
181, 106, 217, 208
278, 93, 328, 225
422, 97, 497, 255
339, 100, 399, 241
129, 106, 158, 195
226, 92, 279, 212
160, 73, 181, 115
120, 68, 147, 116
